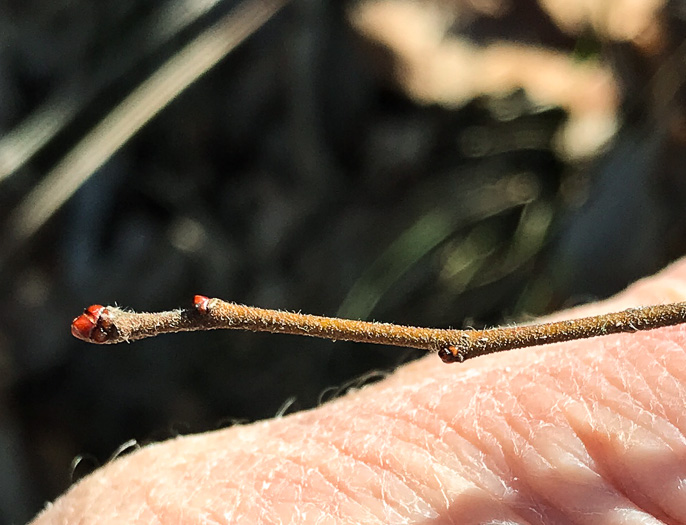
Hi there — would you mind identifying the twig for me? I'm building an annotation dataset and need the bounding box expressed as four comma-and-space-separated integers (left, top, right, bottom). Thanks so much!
71, 295, 686, 363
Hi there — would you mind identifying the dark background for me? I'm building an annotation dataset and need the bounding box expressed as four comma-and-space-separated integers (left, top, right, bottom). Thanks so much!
2, 0, 686, 522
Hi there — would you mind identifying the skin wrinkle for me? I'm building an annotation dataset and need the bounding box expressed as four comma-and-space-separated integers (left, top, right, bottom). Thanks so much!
510, 381, 595, 466
563, 404, 680, 525
143, 452, 243, 524
608, 329, 686, 423
483, 361, 665, 524
555, 361, 685, 525
356, 399, 490, 522
540, 402, 664, 514
500, 414, 656, 525
431, 380, 523, 489
146, 498, 225, 525
351, 407, 491, 513
229, 451, 339, 523
245, 438, 372, 519
147, 480, 206, 524
440, 394, 530, 507
167, 434, 300, 523
84, 458, 166, 524
316, 415, 439, 521
378, 403, 506, 499
495, 392, 579, 518
443, 384, 521, 476
456, 401, 572, 524
564, 353, 684, 518
374, 381, 501, 474
428, 373, 557, 521
256, 434, 379, 522
280, 415, 435, 522
399, 391, 550, 525
598, 343, 663, 421
581, 366, 671, 448
615, 426, 686, 523
588, 334, 686, 522
591, 347, 684, 451
649, 336, 686, 427
239, 456, 331, 522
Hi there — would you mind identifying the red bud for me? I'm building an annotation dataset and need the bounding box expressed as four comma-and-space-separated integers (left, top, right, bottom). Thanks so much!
71, 305, 105, 341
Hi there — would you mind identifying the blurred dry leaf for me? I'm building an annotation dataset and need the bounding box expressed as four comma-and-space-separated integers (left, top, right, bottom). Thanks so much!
349, 0, 621, 158
540, 0, 666, 51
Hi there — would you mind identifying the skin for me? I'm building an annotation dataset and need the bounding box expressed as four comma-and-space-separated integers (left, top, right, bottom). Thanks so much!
31, 259, 686, 524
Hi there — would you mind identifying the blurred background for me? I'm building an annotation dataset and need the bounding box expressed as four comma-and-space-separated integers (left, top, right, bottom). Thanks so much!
1, 0, 686, 522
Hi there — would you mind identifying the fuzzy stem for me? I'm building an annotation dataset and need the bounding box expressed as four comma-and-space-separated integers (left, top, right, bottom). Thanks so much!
70, 297, 686, 363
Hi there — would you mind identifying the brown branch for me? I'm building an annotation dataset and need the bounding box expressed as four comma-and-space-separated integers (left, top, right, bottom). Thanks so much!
71, 296, 686, 363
